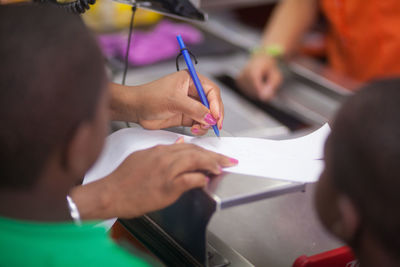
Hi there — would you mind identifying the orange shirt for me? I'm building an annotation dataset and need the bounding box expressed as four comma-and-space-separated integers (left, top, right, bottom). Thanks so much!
320, 0, 400, 83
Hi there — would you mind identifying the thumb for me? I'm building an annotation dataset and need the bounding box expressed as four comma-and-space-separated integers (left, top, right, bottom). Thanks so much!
172, 173, 209, 196
259, 69, 282, 101
174, 96, 217, 126
252, 68, 268, 96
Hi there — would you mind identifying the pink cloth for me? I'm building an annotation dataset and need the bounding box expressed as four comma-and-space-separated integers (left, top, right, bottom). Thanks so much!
98, 20, 204, 66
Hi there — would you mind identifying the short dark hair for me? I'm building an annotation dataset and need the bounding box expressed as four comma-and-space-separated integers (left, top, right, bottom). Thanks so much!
327, 78, 400, 258
0, 4, 106, 189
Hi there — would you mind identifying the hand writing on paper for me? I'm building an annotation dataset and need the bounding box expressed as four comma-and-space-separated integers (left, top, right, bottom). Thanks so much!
110, 71, 223, 136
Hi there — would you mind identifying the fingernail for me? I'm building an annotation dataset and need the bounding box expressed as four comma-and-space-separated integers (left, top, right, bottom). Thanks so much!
192, 127, 199, 134
201, 124, 211, 129
219, 120, 224, 130
229, 158, 239, 164
204, 113, 217, 125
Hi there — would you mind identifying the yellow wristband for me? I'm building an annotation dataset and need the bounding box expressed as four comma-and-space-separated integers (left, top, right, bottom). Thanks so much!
251, 44, 284, 58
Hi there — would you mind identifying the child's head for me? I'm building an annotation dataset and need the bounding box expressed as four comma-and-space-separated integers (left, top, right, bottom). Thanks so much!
0, 4, 108, 191
315, 78, 400, 262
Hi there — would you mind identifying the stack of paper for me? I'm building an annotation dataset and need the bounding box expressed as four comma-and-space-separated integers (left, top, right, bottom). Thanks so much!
84, 124, 330, 185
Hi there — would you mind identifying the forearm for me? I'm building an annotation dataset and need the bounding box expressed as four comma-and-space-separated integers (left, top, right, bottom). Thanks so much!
261, 0, 318, 56
109, 82, 141, 122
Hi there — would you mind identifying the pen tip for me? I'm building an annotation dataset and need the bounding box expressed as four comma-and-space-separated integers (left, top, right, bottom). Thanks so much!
213, 127, 220, 137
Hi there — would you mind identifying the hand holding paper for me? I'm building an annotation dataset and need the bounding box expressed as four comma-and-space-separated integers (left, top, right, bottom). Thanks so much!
72, 142, 237, 220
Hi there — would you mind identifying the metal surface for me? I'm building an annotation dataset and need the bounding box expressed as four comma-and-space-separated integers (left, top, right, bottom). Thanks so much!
110, 13, 354, 265
113, 57, 347, 267
289, 57, 361, 95
120, 172, 305, 266
207, 231, 254, 267
208, 183, 343, 266
206, 172, 305, 210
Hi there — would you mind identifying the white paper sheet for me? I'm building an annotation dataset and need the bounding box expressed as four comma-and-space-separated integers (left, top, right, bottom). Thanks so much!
83, 124, 329, 230
84, 123, 330, 185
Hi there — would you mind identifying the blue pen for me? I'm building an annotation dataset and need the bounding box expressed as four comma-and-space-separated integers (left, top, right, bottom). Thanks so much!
176, 35, 220, 137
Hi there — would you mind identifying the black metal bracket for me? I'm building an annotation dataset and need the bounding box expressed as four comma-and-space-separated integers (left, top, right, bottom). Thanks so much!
176, 47, 198, 71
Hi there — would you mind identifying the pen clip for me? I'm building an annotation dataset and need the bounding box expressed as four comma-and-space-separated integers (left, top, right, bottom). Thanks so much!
176, 47, 198, 71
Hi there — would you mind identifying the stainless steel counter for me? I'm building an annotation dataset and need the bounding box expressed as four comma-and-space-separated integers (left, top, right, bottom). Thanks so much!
111, 17, 352, 265
208, 183, 342, 266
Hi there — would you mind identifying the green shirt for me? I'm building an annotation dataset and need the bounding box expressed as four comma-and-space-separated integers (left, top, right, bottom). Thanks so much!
0, 216, 151, 266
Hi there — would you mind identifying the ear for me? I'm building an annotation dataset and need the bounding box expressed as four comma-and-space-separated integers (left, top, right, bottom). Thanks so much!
63, 121, 96, 178
331, 194, 360, 242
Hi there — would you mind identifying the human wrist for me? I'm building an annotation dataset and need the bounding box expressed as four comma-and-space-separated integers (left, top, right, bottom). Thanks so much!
69, 181, 114, 220
251, 44, 285, 59
109, 82, 139, 123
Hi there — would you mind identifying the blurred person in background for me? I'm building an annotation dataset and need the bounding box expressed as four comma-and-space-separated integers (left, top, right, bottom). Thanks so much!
237, 0, 400, 101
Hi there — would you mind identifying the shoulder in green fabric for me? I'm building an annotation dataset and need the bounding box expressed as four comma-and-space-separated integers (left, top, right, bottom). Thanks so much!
0, 216, 151, 267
